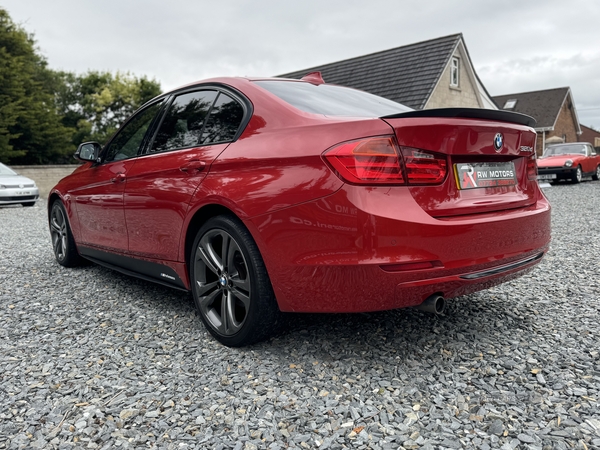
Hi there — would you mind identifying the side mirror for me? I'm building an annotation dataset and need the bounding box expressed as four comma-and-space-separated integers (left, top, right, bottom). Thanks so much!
75, 142, 102, 162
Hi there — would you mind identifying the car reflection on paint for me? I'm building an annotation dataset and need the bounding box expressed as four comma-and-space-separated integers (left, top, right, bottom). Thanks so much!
48, 73, 551, 347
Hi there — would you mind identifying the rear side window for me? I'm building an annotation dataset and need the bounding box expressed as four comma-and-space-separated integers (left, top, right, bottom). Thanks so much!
255, 80, 412, 117
200, 93, 245, 144
151, 91, 218, 152
150, 90, 246, 153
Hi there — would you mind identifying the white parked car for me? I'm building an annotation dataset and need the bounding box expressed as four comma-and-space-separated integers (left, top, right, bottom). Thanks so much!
0, 163, 39, 207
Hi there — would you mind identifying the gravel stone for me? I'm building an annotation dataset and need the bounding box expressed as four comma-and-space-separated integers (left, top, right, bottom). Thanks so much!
1, 182, 600, 449
517, 432, 536, 443
488, 419, 504, 436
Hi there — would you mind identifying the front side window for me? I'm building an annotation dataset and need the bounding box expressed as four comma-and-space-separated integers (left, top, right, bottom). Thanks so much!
150, 91, 218, 153
104, 101, 164, 162
450, 57, 459, 87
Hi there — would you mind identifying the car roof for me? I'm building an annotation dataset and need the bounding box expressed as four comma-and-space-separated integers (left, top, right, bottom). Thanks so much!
547, 142, 592, 147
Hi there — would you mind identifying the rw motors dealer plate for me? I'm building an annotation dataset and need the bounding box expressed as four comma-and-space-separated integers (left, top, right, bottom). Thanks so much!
454, 162, 517, 190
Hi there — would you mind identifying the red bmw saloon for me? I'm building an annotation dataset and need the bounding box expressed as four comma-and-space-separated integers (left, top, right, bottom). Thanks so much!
49, 74, 551, 346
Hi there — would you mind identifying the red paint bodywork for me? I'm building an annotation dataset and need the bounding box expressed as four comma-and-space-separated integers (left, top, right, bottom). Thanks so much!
538, 154, 600, 173
50, 77, 551, 313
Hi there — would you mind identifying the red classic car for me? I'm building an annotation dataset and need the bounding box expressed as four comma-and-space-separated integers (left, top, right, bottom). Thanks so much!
537, 142, 600, 183
49, 75, 551, 346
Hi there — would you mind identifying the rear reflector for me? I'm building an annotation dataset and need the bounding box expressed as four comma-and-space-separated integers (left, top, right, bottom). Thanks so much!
380, 260, 443, 272
323, 137, 405, 184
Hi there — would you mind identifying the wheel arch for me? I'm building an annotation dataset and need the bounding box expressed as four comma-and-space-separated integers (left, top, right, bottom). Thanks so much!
47, 192, 62, 216
47, 191, 82, 242
183, 203, 240, 271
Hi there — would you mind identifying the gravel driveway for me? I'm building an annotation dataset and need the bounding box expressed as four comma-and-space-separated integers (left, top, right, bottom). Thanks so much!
1, 182, 599, 450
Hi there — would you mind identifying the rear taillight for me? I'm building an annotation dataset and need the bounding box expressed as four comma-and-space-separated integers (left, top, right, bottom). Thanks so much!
323, 137, 404, 184
527, 153, 537, 181
323, 137, 447, 186
400, 147, 447, 184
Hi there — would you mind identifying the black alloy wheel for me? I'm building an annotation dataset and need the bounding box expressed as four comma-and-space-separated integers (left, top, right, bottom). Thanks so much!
190, 215, 281, 347
49, 200, 84, 267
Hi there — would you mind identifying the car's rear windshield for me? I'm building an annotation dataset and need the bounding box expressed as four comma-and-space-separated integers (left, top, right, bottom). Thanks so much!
255, 80, 412, 117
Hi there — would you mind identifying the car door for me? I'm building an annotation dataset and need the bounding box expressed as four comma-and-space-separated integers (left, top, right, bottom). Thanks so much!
123, 89, 247, 261
71, 100, 164, 252
579, 144, 590, 173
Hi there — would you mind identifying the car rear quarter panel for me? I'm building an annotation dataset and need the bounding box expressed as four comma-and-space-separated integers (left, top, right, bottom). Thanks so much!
179, 108, 395, 261
246, 185, 551, 313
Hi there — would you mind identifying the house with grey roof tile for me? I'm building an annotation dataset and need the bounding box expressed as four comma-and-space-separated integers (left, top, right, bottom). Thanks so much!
278, 33, 498, 111
493, 87, 582, 156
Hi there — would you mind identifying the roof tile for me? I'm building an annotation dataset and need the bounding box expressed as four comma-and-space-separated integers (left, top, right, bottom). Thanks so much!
492, 88, 570, 129
277, 34, 462, 110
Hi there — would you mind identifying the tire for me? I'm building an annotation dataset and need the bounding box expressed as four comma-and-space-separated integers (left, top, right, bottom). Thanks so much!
49, 200, 85, 267
21, 202, 36, 207
190, 215, 281, 347
593, 165, 600, 181
572, 166, 582, 183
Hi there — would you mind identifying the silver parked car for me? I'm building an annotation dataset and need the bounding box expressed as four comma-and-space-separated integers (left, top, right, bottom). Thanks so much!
0, 163, 39, 207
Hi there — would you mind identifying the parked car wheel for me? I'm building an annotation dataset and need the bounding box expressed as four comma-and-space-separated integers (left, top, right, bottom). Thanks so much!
593, 165, 600, 181
49, 200, 85, 267
190, 215, 281, 347
572, 166, 582, 183
21, 202, 36, 207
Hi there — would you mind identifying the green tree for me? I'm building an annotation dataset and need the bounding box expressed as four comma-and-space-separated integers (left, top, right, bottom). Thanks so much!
56, 70, 162, 147
0, 8, 73, 164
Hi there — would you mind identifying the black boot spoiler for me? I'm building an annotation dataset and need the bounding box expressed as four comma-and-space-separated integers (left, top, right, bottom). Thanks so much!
381, 108, 536, 128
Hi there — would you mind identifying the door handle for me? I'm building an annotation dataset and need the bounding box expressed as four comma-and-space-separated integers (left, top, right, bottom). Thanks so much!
179, 160, 206, 172
111, 173, 126, 183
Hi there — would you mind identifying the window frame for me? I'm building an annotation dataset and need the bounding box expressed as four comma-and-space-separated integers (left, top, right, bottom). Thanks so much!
141, 84, 253, 156
450, 56, 460, 88
100, 98, 167, 164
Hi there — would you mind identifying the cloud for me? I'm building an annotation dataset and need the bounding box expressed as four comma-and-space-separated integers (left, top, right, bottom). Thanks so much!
477, 52, 600, 126
3, 0, 600, 125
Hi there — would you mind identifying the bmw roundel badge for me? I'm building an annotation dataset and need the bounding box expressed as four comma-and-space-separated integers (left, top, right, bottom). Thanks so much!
494, 133, 503, 152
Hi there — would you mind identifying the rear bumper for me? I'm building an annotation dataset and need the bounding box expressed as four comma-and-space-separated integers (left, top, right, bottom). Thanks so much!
248, 185, 551, 313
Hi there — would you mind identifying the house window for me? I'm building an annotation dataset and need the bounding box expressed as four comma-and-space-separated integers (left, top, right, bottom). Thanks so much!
450, 57, 459, 87
503, 99, 517, 109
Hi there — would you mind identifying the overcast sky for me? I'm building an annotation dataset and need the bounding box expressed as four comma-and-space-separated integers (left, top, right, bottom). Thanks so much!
4, 0, 600, 128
